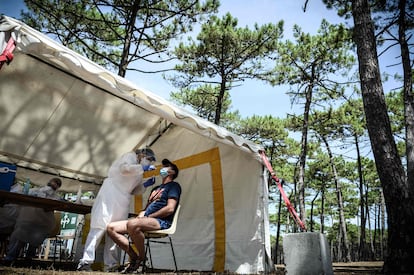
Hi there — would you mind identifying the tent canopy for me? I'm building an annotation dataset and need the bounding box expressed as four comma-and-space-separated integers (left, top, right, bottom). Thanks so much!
0, 16, 272, 273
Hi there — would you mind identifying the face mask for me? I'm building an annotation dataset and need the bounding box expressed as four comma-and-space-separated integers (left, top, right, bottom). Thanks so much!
140, 158, 151, 170
160, 167, 169, 178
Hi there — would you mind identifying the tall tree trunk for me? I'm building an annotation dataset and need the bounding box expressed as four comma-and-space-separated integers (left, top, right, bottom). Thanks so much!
118, 0, 142, 77
367, 203, 374, 259
380, 187, 386, 259
320, 183, 325, 234
373, 203, 378, 258
351, 0, 414, 272
355, 134, 366, 260
214, 78, 226, 125
310, 190, 319, 232
336, 229, 342, 261
399, 0, 414, 192
322, 135, 351, 262
377, 203, 381, 259
364, 182, 371, 259
298, 85, 313, 226
274, 189, 282, 264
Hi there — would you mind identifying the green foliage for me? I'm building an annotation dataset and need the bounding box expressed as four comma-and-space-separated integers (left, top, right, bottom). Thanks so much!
170, 84, 241, 128
235, 115, 299, 178
386, 90, 405, 155
236, 115, 288, 145
335, 98, 367, 137
306, 154, 362, 218
274, 19, 355, 104
167, 12, 283, 125
22, 0, 219, 75
172, 12, 283, 85
322, 0, 352, 19
22, 0, 122, 69
344, 223, 360, 243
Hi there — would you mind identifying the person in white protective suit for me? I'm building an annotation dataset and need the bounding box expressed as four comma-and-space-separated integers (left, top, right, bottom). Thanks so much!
77, 148, 157, 272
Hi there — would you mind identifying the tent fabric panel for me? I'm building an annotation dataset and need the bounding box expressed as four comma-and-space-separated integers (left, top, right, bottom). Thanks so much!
148, 126, 221, 165
0, 53, 161, 186
220, 147, 269, 273
261, 168, 273, 271
1, 16, 263, 156
0, 53, 69, 156
149, 239, 216, 271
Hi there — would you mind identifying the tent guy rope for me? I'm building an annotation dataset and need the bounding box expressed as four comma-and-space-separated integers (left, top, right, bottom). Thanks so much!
0, 37, 15, 69
260, 151, 307, 232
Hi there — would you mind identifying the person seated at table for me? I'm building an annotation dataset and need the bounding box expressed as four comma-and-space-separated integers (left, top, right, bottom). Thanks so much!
27, 178, 62, 200
0, 182, 23, 237
0, 182, 22, 259
2, 177, 62, 264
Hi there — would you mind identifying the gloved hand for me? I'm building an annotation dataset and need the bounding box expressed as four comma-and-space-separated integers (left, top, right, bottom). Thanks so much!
143, 177, 156, 188
142, 164, 156, 171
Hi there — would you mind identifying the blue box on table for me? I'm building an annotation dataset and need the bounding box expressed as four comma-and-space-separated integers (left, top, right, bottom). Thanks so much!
0, 162, 17, 191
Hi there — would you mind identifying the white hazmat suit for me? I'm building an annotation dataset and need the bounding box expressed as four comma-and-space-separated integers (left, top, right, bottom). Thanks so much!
79, 151, 150, 270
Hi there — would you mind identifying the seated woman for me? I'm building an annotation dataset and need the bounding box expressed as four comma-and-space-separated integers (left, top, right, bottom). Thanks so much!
107, 159, 181, 274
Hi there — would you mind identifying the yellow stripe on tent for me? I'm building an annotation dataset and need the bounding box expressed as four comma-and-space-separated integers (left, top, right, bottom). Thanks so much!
134, 147, 225, 272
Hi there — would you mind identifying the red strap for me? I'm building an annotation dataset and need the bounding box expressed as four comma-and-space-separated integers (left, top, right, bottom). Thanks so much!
0, 37, 16, 69
260, 151, 307, 231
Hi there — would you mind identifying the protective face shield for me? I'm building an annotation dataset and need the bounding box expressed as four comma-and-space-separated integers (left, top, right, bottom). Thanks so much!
140, 148, 156, 162
160, 167, 169, 178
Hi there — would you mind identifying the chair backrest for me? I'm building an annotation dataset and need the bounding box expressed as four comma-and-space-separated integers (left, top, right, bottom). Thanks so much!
166, 204, 181, 234
147, 204, 181, 235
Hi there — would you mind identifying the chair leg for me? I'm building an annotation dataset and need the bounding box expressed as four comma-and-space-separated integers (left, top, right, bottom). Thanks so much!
121, 246, 127, 266
168, 236, 178, 272
145, 237, 178, 272
53, 237, 57, 265
59, 238, 63, 264
145, 238, 152, 270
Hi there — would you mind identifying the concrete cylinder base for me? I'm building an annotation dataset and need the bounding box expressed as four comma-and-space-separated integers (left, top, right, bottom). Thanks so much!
283, 232, 333, 275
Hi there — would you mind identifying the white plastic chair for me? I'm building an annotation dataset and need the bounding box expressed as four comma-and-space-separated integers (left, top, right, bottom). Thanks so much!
144, 204, 181, 271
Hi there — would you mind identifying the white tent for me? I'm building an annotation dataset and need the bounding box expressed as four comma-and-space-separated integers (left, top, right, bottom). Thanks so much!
0, 15, 273, 273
